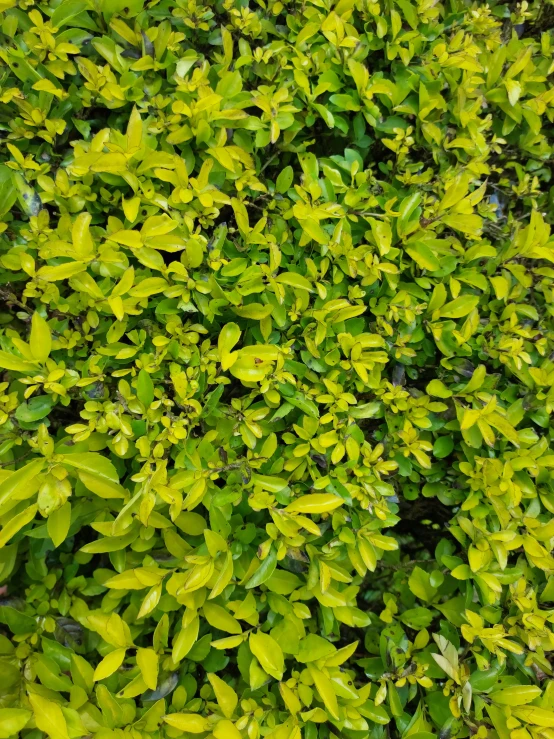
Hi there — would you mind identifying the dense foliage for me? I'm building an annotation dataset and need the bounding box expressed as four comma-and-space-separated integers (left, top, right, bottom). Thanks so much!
1, 0, 554, 738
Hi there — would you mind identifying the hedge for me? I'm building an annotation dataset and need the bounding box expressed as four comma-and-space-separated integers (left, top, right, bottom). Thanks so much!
0, 0, 553, 738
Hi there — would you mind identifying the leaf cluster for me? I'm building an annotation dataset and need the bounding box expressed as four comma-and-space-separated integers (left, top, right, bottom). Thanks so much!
0, 0, 554, 738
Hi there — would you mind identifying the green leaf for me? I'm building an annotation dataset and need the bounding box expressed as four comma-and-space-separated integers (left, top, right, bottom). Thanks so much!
408, 566, 438, 602
51, 2, 88, 28
276, 166, 294, 193
287, 391, 319, 418
359, 700, 390, 725
137, 369, 155, 406
297, 634, 336, 663
0, 709, 32, 739
244, 548, 277, 589
397, 192, 421, 238
0, 166, 17, 219
433, 436, 454, 459
15, 395, 55, 423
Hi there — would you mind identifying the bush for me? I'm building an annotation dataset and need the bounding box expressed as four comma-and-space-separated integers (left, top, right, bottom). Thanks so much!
0, 0, 554, 737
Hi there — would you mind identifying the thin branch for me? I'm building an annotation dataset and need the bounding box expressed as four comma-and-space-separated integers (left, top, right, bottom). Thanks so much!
0, 450, 33, 468
209, 462, 246, 474
259, 151, 278, 175
377, 558, 432, 571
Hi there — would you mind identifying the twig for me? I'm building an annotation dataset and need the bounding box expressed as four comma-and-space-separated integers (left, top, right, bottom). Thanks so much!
209, 462, 246, 473
259, 151, 278, 175
349, 211, 387, 219
0, 289, 31, 314
0, 450, 33, 468
377, 559, 431, 571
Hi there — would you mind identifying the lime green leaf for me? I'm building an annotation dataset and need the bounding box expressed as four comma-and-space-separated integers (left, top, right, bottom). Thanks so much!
249, 632, 284, 680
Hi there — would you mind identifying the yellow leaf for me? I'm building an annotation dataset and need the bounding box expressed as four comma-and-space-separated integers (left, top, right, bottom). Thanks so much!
231, 197, 250, 233
126, 106, 143, 150
439, 295, 480, 319
208, 672, 238, 718
110, 229, 143, 248
218, 322, 241, 370
438, 173, 470, 212
302, 218, 328, 244
91, 153, 128, 174
32, 79, 64, 97
129, 277, 168, 297
285, 494, 344, 514
0, 504, 38, 548
138, 582, 163, 619
461, 409, 479, 430
0, 350, 38, 373
137, 647, 158, 690
78, 471, 127, 499
37, 261, 88, 281
249, 631, 284, 680
213, 719, 242, 739
118, 672, 148, 698
87, 611, 133, 648
441, 214, 482, 236
229, 357, 269, 383
29, 694, 70, 739
505, 78, 521, 106
280, 682, 302, 714
209, 550, 234, 599
209, 146, 236, 172
110, 17, 139, 46
122, 196, 141, 223
211, 634, 246, 650
72, 212, 94, 257
93, 648, 126, 681
490, 686, 541, 706
203, 602, 242, 634
512, 706, 554, 727
172, 615, 199, 662
275, 271, 314, 292
104, 571, 143, 589
163, 714, 209, 733
308, 666, 339, 720
490, 275, 509, 300
232, 303, 273, 320
47, 501, 71, 548
141, 214, 178, 238
30, 312, 51, 361
325, 641, 359, 667
108, 296, 125, 321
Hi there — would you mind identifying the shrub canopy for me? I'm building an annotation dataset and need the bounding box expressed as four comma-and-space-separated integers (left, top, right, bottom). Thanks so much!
1, 0, 554, 738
